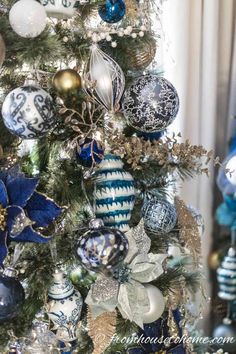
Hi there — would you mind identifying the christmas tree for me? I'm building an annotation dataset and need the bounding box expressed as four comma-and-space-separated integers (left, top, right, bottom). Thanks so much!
0, 0, 220, 353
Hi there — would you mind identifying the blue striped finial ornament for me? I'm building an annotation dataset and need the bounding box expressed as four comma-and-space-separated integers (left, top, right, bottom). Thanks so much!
94, 154, 135, 232
217, 247, 236, 301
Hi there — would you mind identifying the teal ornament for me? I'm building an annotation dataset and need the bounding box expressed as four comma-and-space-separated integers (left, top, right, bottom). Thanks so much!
76, 138, 104, 168
217, 247, 236, 301
98, 0, 126, 24
76, 219, 129, 274
94, 154, 135, 232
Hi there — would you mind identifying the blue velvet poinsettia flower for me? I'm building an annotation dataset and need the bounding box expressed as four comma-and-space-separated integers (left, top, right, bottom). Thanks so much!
0, 168, 62, 266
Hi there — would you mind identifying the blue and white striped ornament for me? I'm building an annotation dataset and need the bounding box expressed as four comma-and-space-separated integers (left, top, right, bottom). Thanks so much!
217, 247, 236, 301
94, 154, 135, 232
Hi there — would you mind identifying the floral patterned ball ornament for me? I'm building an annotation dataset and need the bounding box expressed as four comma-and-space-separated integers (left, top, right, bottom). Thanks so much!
122, 75, 179, 132
1, 85, 56, 140
143, 198, 177, 234
76, 219, 129, 274
47, 270, 83, 342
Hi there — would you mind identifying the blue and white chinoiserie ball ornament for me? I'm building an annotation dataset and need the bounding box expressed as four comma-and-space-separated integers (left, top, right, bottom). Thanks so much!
94, 153, 135, 232
40, 0, 78, 19
0, 267, 25, 323
98, 0, 126, 24
47, 270, 83, 342
76, 138, 104, 168
1, 85, 56, 140
76, 218, 129, 274
122, 74, 180, 133
217, 247, 236, 301
143, 198, 177, 234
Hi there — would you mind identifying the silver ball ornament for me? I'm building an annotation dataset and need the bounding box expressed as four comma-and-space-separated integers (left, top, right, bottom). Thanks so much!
213, 322, 236, 352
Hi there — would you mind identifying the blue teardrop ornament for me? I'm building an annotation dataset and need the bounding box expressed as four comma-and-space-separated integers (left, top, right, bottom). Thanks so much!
98, 0, 126, 24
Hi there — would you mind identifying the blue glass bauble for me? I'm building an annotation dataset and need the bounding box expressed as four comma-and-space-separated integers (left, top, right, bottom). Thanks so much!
76, 138, 104, 167
0, 268, 25, 323
94, 153, 135, 232
98, 0, 126, 24
122, 75, 179, 132
76, 219, 129, 274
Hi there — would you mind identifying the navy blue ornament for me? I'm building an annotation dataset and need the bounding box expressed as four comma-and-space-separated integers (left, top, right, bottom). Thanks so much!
76, 219, 129, 274
98, 0, 126, 24
0, 268, 25, 323
76, 138, 104, 168
137, 130, 165, 141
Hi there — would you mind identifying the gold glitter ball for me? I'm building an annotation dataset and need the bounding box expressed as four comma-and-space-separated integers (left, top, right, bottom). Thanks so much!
0, 204, 7, 231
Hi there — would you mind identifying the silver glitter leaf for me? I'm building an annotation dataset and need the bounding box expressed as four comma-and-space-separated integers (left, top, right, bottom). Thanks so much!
91, 276, 119, 303
125, 219, 151, 263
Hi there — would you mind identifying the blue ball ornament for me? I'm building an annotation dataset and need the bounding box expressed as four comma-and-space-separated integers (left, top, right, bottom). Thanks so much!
0, 268, 25, 323
76, 138, 104, 167
76, 219, 129, 274
98, 0, 126, 24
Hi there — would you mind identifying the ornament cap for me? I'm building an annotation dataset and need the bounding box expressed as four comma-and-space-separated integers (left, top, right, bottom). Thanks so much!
89, 218, 104, 229
53, 269, 64, 282
3, 267, 17, 278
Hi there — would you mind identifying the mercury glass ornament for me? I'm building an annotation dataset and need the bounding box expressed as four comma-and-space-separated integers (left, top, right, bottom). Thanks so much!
76, 219, 129, 274
40, 0, 78, 19
217, 247, 236, 301
84, 44, 125, 112
53, 69, 82, 95
47, 270, 83, 341
143, 198, 177, 234
0, 34, 5, 68
9, 0, 47, 38
94, 153, 135, 232
98, 0, 126, 24
124, 36, 156, 71
122, 74, 179, 132
142, 284, 165, 324
2, 85, 56, 140
0, 267, 25, 323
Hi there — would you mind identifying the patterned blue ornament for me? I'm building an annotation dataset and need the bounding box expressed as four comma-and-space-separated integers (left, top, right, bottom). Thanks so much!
47, 271, 83, 342
1, 85, 56, 140
217, 247, 236, 301
122, 75, 179, 132
76, 219, 129, 274
0, 268, 25, 323
98, 0, 126, 24
76, 138, 104, 168
94, 154, 135, 232
143, 198, 177, 234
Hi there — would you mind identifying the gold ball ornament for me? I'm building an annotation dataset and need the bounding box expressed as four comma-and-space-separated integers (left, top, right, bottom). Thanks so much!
125, 36, 156, 71
208, 250, 221, 270
53, 69, 82, 94
0, 34, 6, 68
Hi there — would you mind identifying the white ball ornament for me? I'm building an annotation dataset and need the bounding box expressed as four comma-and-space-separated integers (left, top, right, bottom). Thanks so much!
100, 32, 106, 39
2, 85, 56, 140
131, 33, 137, 39
142, 284, 165, 324
139, 31, 144, 37
226, 156, 236, 185
106, 34, 112, 42
124, 28, 130, 35
111, 41, 117, 48
9, 0, 47, 38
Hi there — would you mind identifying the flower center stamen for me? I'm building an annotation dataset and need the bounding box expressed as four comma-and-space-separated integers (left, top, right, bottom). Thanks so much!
0, 204, 7, 231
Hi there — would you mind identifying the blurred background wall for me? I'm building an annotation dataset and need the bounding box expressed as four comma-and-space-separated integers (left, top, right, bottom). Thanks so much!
161, 0, 236, 332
